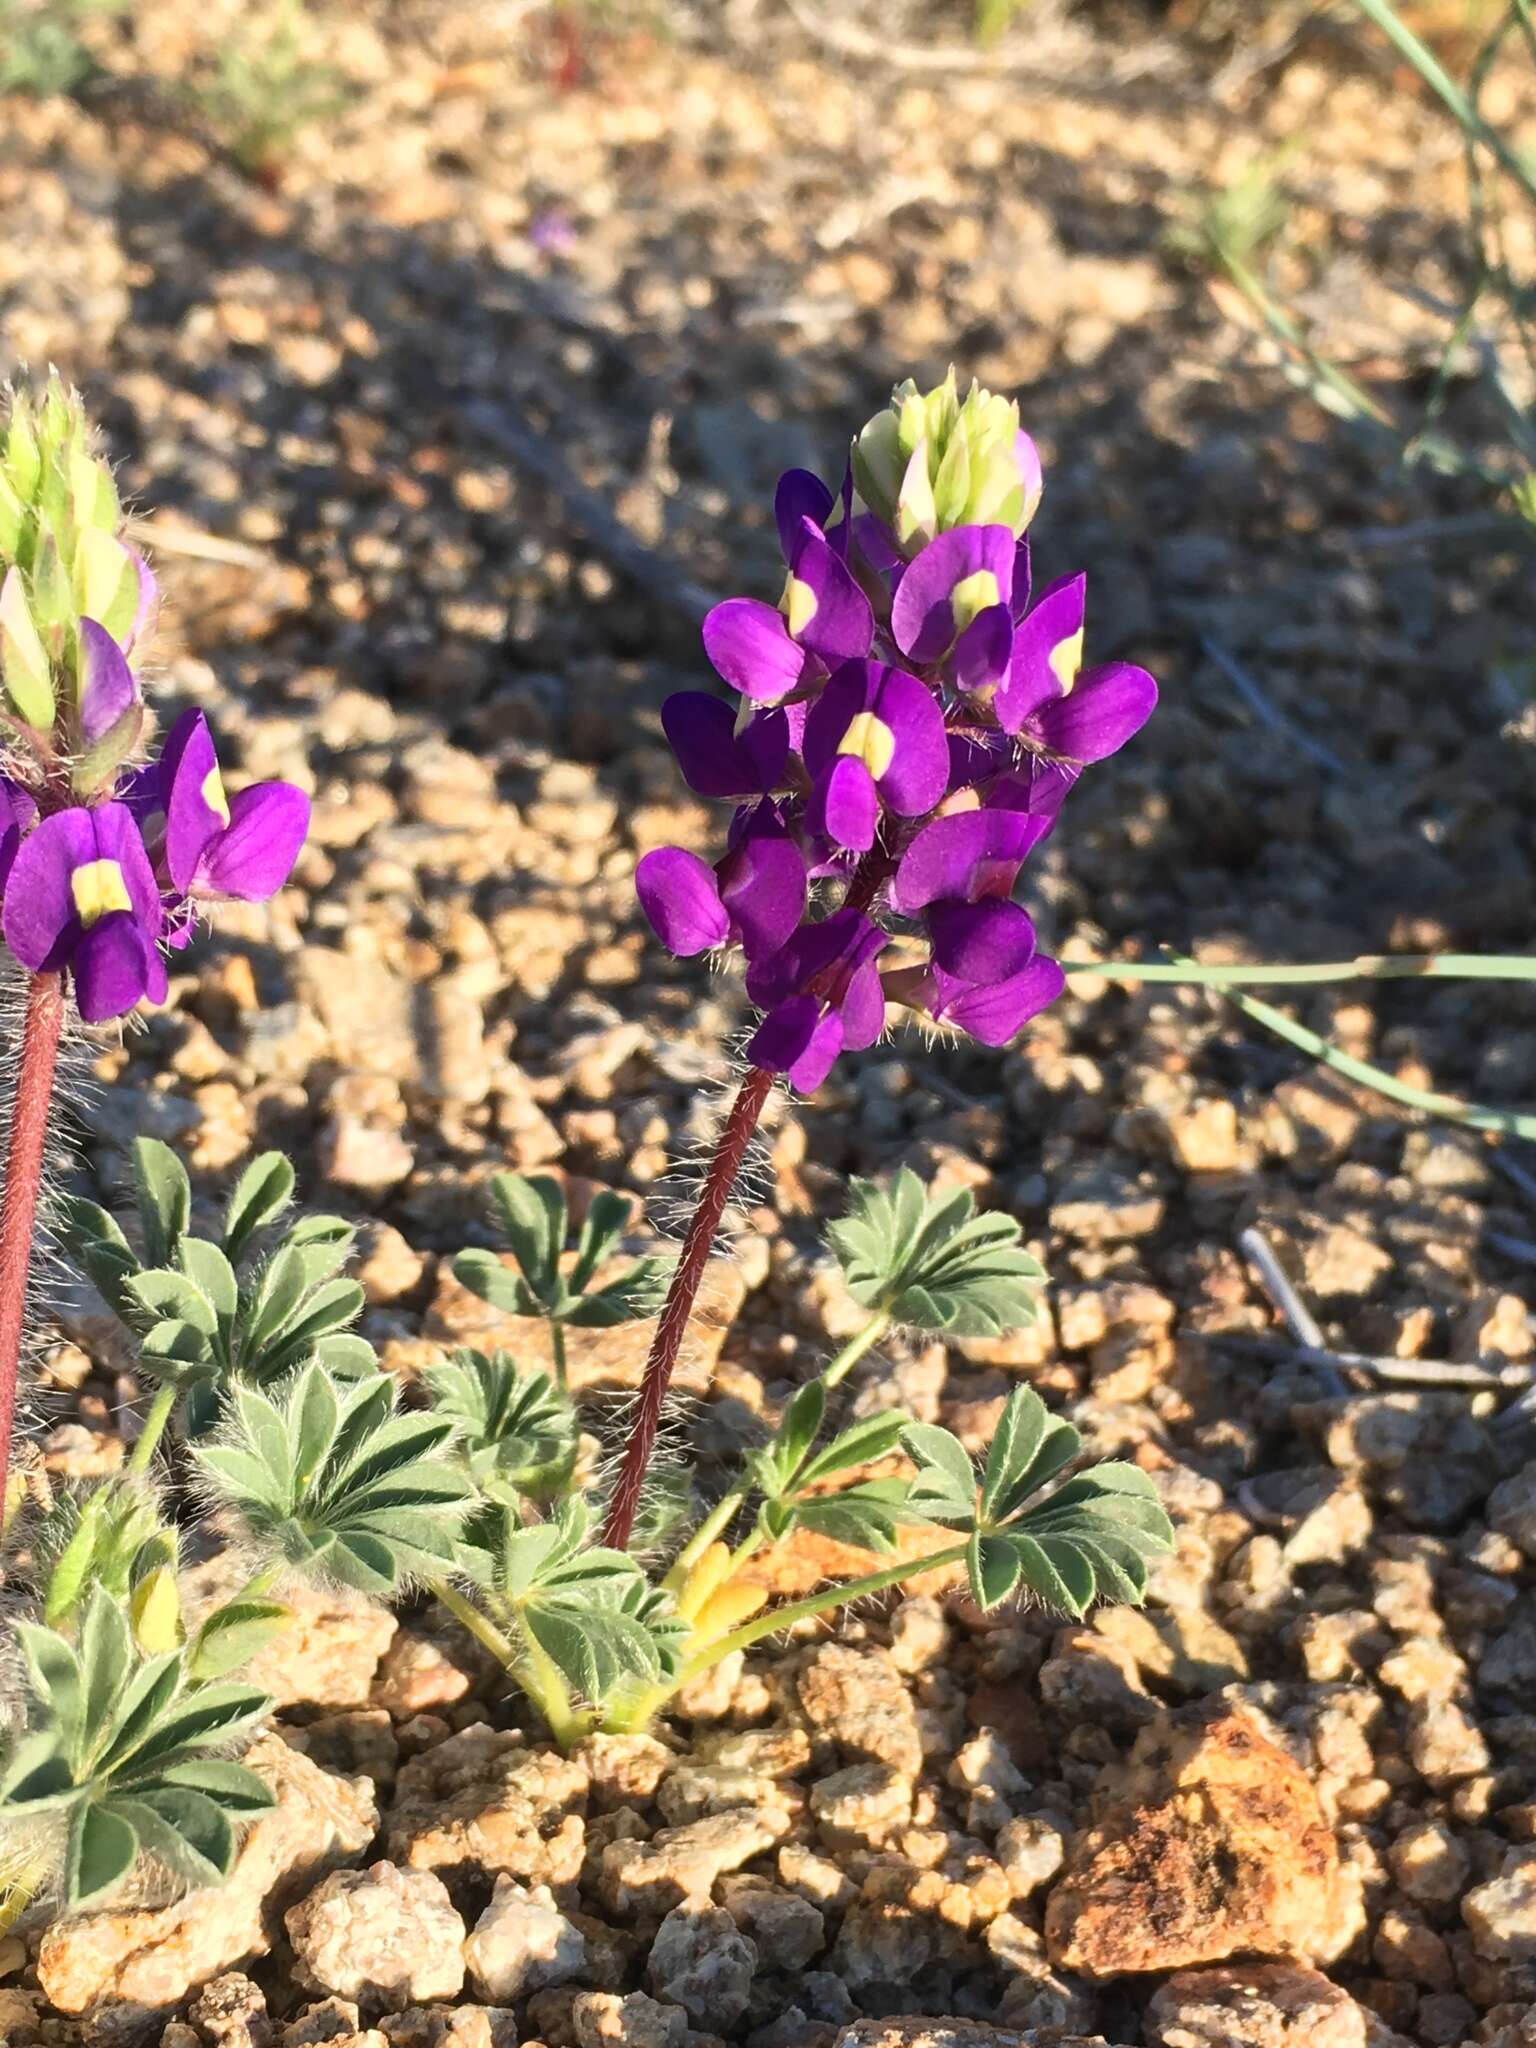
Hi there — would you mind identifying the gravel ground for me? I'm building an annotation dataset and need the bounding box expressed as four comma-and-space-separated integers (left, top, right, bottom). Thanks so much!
3, 4, 1536, 2045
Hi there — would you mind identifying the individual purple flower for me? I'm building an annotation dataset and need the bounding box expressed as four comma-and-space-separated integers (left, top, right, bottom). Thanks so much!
134, 710, 309, 926
660, 695, 791, 799
890, 524, 1020, 673
637, 803, 808, 965
2, 802, 166, 1022
801, 661, 949, 854
889, 953, 1066, 1048
890, 801, 1052, 920
701, 474, 872, 703
995, 573, 1156, 761
744, 908, 887, 1092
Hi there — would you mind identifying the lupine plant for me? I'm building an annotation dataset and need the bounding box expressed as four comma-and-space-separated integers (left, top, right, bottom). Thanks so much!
0, 377, 309, 1524
5, 370, 1525, 1927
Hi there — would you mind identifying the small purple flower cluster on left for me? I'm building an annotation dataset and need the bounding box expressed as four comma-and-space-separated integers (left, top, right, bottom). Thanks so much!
0, 382, 308, 1022
636, 372, 1157, 1091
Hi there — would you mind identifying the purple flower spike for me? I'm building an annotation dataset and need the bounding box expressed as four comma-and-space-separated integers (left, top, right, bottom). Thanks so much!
77, 620, 140, 746
160, 709, 310, 903
996, 573, 1086, 732
636, 847, 731, 957
661, 694, 788, 799
891, 526, 1015, 666
2, 802, 166, 1022
802, 661, 948, 849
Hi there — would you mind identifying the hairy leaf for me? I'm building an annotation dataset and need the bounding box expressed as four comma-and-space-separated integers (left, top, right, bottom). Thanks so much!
830, 1169, 1043, 1335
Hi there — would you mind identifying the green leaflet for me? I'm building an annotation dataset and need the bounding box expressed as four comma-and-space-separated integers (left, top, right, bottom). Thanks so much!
0, 1577, 279, 1911
425, 1350, 577, 1501
901, 1388, 1175, 1617
453, 1172, 675, 1334
830, 1168, 1043, 1336
53, 1148, 379, 1437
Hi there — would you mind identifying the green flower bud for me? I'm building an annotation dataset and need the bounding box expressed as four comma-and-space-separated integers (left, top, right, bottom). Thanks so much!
0, 567, 54, 729
853, 367, 1043, 557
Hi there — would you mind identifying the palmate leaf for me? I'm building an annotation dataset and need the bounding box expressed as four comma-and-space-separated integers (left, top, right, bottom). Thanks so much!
830, 1169, 1043, 1336
194, 1364, 474, 1595
901, 1388, 1175, 1616
455, 1173, 675, 1331
425, 1350, 576, 1497
0, 1584, 279, 1909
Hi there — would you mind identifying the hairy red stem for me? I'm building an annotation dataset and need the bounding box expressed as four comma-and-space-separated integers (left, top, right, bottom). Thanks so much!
603, 1063, 775, 1549
0, 973, 64, 1519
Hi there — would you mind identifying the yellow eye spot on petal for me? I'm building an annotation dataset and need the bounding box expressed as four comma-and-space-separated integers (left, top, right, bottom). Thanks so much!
950, 569, 1001, 634
71, 858, 132, 928
783, 573, 818, 639
838, 711, 896, 780
1050, 628, 1084, 693
201, 765, 231, 826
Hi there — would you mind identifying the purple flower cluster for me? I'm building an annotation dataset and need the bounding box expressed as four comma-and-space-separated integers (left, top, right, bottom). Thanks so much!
636, 388, 1156, 1091
0, 694, 309, 1024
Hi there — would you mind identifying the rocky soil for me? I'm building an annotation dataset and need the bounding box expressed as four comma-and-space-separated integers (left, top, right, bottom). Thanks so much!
2, 2, 1536, 2045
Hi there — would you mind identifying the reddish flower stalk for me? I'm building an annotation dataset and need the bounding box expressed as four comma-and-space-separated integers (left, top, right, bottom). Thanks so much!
603, 849, 901, 1552
603, 1063, 775, 1550
0, 972, 65, 1518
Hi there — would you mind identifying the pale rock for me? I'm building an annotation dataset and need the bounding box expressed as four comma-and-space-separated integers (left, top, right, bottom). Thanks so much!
646, 1901, 756, 2030
1465, 1846, 1536, 1961
464, 1877, 587, 2001
573, 1732, 674, 1810
1146, 1962, 1380, 2045
285, 1862, 465, 2008
385, 1725, 588, 1889
1387, 1818, 1469, 1906
1092, 1606, 1249, 1695
716, 1875, 824, 1970
185, 1972, 271, 2048
572, 1991, 688, 2048
797, 1643, 924, 1777
995, 1816, 1066, 1898
809, 1762, 913, 1846
600, 1809, 791, 1925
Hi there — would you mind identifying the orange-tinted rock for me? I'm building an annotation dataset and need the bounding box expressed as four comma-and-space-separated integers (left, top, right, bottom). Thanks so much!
1044, 1704, 1356, 1977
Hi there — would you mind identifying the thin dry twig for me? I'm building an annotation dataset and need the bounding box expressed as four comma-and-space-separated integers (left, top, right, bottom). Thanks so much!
463, 398, 714, 625
1222, 1333, 1533, 1391
1202, 636, 1350, 778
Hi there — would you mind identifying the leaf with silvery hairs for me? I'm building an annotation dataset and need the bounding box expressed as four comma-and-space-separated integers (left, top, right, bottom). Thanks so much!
452, 1173, 674, 1331
424, 1348, 577, 1501
193, 1366, 474, 1595
830, 1168, 1044, 1335
0, 1584, 275, 1910
469, 1499, 672, 1708
901, 1386, 1174, 1616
